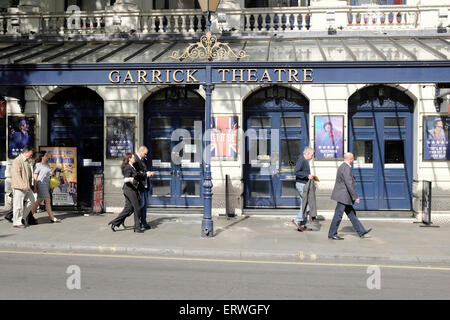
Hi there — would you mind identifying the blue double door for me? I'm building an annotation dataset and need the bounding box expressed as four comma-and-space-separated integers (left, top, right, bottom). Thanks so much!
244, 86, 309, 208
144, 88, 204, 207
349, 111, 413, 210
348, 85, 414, 211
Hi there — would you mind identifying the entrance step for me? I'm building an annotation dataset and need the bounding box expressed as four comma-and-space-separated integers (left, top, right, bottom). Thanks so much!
149, 207, 203, 215
243, 209, 415, 219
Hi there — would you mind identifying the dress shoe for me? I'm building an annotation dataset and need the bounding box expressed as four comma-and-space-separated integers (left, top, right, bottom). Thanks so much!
4, 214, 13, 223
142, 224, 151, 230
360, 228, 372, 238
110, 224, 117, 232
292, 219, 301, 230
26, 216, 38, 225
328, 235, 344, 240
21, 219, 29, 228
134, 228, 144, 233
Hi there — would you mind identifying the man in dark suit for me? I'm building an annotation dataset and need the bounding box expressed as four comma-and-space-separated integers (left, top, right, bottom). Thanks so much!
328, 152, 372, 240
134, 146, 154, 230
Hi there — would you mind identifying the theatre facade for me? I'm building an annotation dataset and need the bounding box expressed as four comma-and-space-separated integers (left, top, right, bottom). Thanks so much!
0, 0, 449, 215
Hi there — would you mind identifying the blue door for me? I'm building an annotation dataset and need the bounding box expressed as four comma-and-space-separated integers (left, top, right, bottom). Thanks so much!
244, 86, 309, 208
0, 114, 5, 205
49, 88, 104, 208
348, 86, 414, 210
144, 88, 204, 207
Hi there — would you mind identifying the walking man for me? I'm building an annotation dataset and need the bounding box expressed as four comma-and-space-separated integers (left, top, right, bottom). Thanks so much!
292, 146, 315, 232
328, 152, 372, 240
134, 146, 154, 229
11, 146, 36, 228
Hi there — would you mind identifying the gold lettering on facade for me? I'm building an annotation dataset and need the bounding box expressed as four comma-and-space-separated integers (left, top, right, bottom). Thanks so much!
166, 70, 171, 83
173, 70, 184, 83
274, 69, 286, 82
288, 69, 299, 83
303, 69, 313, 82
260, 69, 272, 82
187, 69, 199, 83
218, 69, 229, 82
247, 69, 258, 82
138, 70, 148, 83
232, 69, 245, 83
108, 68, 314, 85
109, 70, 120, 83
123, 71, 135, 83
152, 70, 162, 83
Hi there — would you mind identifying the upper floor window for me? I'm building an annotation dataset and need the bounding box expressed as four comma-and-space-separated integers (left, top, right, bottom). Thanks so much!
245, 0, 310, 8
348, 0, 406, 5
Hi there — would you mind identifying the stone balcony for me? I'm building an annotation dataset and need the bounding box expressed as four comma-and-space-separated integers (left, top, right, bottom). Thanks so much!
0, 4, 448, 40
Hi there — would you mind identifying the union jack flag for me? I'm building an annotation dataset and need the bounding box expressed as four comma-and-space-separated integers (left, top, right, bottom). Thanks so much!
211, 116, 238, 158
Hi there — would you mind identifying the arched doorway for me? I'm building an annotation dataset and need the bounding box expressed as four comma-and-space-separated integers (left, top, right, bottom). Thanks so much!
144, 87, 205, 207
348, 85, 414, 211
0, 96, 5, 205
243, 86, 309, 208
48, 87, 104, 208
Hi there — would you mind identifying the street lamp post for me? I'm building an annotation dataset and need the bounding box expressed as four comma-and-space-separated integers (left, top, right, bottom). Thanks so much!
198, 0, 220, 237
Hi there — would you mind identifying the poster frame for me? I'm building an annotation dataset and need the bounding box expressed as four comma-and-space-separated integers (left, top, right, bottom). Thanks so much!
39, 146, 78, 207
106, 116, 136, 160
8, 115, 36, 159
210, 115, 239, 161
313, 115, 344, 161
422, 115, 450, 161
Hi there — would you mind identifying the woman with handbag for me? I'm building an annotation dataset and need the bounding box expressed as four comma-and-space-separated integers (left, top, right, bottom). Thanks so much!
30, 151, 61, 223
108, 153, 150, 233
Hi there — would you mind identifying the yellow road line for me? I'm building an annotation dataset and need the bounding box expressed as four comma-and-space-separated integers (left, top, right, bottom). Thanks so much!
0, 250, 449, 272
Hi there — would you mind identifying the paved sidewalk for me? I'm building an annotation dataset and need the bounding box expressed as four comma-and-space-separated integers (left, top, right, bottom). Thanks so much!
1, 210, 449, 264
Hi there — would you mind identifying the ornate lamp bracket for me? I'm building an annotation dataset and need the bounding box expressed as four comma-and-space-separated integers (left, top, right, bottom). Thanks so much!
170, 31, 248, 61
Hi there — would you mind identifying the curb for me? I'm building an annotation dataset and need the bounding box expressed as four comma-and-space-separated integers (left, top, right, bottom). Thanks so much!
1, 241, 450, 265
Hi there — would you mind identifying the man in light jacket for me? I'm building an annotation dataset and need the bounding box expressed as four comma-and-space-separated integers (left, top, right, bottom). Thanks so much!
328, 152, 372, 240
11, 146, 35, 228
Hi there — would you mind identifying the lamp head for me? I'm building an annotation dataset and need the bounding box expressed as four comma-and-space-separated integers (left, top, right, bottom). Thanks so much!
198, 0, 221, 13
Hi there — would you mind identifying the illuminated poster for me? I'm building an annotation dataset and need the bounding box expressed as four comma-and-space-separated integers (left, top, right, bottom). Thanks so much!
314, 116, 344, 160
39, 146, 77, 206
211, 116, 238, 160
106, 117, 135, 159
423, 116, 450, 160
8, 116, 36, 159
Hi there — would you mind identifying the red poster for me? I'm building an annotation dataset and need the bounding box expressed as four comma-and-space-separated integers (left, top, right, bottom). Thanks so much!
211, 116, 238, 159
0, 98, 6, 118
93, 174, 104, 213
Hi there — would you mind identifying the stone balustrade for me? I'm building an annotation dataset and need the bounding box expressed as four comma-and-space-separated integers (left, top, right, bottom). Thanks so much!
346, 6, 420, 29
0, 5, 448, 37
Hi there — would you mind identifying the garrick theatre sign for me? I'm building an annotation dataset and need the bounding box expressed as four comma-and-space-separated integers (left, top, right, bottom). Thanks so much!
108, 68, 315, 84
2, 63, 450, 85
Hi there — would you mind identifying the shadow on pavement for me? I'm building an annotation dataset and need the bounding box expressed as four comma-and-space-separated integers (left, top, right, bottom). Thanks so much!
214, 216, 250, 237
